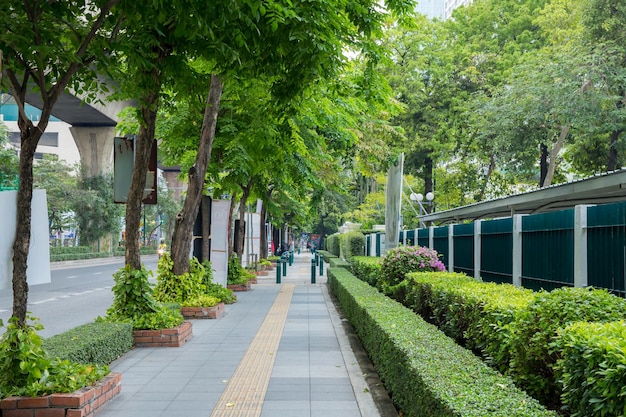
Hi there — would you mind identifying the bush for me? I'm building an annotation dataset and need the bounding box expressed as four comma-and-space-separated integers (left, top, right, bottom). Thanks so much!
339, 231, 365, 260
0, 317, 109, 399
43, 322, 133, 365
327, 268, 556, 417
153, 254, 205, 303
227, 253, 253, 285
508, 287, 626, 408
554, 321, 626, 417
327, 257, 351, 269
350, 256, 382, 287
181, 295, 221, 308
317, 250, 337, 263
104, 264, 183, 330
379, 246, 445, 292
405, 271, 535, 371
325, 234, 340, 256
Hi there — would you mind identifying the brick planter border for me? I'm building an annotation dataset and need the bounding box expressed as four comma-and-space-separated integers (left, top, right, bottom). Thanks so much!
0, 371, 121, 417
181, 303, 225, 319
227, 282, 251, 292
133, 321, 192, 348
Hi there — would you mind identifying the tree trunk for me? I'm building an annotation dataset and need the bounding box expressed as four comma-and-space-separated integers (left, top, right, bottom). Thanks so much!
11, 128, 42, 326
124, 104, 158, 270
259, 202, 268, 260
607, 129, 622, 172
477, 153, 496, 202
544, 123, 570, 187
171, 75, 223, 276
235, 182, 252, 261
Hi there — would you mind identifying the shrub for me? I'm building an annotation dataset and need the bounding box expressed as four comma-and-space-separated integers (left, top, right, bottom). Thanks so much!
325, 234, 340, 256
508, 287, 626, 408
43, 322, 133, 366
379, 246, 445, 293
339, 231, 365, 260
405, 271, 535, 371
104, 264, 183, 330
227, 253, 253, 285
153, 254, 205, 303
327, 268, 556, 417
554, 321, 626, 417
350, 256, 382, 287
0, 317, 109, 399
181, 295, 221, 308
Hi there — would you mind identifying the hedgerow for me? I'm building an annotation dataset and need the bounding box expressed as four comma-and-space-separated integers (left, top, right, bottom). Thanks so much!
327, 267, 556, 417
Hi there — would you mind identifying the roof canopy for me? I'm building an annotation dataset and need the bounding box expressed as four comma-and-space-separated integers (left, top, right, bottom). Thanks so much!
420, 169, 626, 225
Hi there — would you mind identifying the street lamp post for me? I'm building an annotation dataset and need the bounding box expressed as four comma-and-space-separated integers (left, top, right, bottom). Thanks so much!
409, 192, 434, 228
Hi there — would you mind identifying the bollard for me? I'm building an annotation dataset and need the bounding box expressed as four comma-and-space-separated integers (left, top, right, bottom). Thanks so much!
319, 257, 324, 276
289, 252, 293, 266
282, 257, 287, 277
276, 260, 282, 284
315, 253, 319, 266
311, 258, 316, 284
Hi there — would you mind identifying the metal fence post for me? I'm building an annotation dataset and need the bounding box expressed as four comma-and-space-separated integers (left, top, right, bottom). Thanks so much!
311, 258, 316, 284
276, 260, 282, 284
319, 257, 324, 276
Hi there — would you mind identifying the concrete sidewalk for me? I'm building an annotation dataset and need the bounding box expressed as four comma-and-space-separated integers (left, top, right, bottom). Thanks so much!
97, 252, 395, 417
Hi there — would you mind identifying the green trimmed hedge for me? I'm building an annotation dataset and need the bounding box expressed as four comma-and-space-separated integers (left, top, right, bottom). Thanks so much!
555, 320, 626, 417
404, 271, 535, 372
317, 250, 337, 263
325, 234, 341, 256
339, 231, 365, 260
350, 256, 382, 287
43, 322, 133, 365
327, 267, 556, 417
327, 257, 351, 269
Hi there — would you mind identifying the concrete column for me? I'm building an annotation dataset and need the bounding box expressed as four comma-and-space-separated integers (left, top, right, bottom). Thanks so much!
161, 169, 186, 204
574, 205, 590, 288
70, 126, 116, 177
448, 224, 455, 272
474, 220, 481, 280
512, 214, 525, 287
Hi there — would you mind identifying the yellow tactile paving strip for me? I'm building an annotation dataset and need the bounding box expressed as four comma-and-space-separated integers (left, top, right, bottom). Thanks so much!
210, 284, 295, 417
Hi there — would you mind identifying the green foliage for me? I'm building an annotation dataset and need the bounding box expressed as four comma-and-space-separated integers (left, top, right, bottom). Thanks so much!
555, 320, 626, 417
405, 271, 536, 372
43, 322, 133, 366
379, 246, 445, 292
327, 268, 556, 417
508, 287, 626, 408
153, 254, 206, 303
0, 317, 109, 399
204, 279, 237, 304
73, 175, 122, 246
350, 256, 382, 287
339, 231, 365, 260
325, 234, 341, 256
104, 264, 183, 330
227, 253, 253, 285
108, 265, 158, 318
181, 295, 221, 308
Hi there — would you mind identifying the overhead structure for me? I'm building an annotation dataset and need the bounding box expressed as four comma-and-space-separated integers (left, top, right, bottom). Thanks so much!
421, 169, 626, 225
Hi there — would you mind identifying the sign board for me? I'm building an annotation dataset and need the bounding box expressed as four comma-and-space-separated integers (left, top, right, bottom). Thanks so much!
210, 200, 231, 287
113, 137, 157, 204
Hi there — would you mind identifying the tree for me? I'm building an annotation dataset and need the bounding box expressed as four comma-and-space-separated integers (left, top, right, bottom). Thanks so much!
0, 0, 122, 325
0, 122, 19, 189
73, 174, 122, 247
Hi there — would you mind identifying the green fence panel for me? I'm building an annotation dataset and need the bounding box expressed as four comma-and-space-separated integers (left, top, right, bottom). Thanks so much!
404, 229, 415, 246
522, 209, 574, 291
587, 201, 626, 296
418, 228, 429, 247
433, 226, 449, 267
453, 223, 474, 276
481, 218, 513, 284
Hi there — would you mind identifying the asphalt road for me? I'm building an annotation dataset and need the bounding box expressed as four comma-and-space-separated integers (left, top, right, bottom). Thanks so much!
0, 256, 158, 338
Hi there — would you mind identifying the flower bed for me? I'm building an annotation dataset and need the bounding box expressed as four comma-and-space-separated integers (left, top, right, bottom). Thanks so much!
0, 372, 121, 417
181, 303, 225, 319
133, 321, 192, 347
227, 282, 251, 292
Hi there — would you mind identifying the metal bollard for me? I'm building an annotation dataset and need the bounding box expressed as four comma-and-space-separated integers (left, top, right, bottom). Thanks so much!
319, 257, 324, 276
315, 253, 319, 266
276, 260, 282, 284
289, 252, 293, 266
282, 257, 287, 277
311, 258, 316, 284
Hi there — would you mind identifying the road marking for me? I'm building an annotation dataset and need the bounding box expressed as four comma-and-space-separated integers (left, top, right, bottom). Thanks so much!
27, 287, 112, 306
93, 272, 102, 275
67, 275, 79, 279
0, 309, 8, 313
31, 298, 58, 305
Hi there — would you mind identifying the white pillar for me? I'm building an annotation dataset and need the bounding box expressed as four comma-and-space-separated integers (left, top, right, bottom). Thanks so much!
429, 226, 434, 249
574, 205, 591, 288
512, 214, 524, 287
448, 225, 455, 272
70, 126, 116, 177
474, 220, 482, 280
